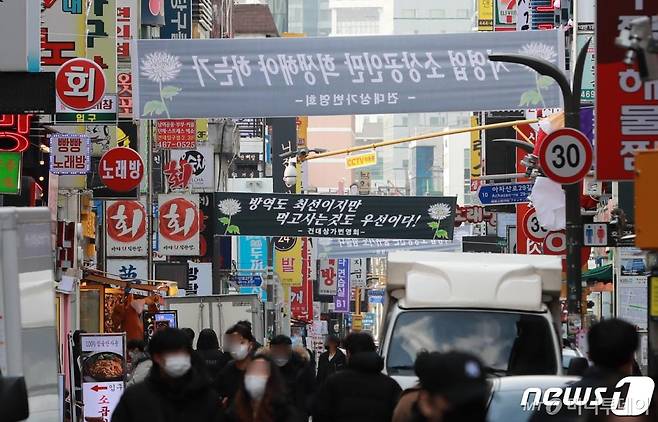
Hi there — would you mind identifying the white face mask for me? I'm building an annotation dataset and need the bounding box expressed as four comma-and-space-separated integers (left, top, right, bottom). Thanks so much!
244, 375, 268, 400
230, 344, 250, 361
273, 356, 289, 367
163, 354, 191, 378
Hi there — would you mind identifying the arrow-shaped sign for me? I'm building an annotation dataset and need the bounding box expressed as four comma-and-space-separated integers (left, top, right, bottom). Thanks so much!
91, 385, 108, 392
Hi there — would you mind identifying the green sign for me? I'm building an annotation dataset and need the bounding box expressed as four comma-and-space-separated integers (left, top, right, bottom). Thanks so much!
0, 152, 21, 194
578, 33, 596, 103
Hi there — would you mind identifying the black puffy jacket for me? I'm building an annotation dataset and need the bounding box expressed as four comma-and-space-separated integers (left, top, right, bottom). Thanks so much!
111, 366, 224, 422
312, 351, 402, 422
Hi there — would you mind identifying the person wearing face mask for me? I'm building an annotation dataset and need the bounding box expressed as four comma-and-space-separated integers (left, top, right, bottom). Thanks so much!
125, 340, 152, 386
215, 323, 256, 407
392, 351, 489, 422
269, 335, 316, 420
112, 328, 225, 422
227, 354, 302, 422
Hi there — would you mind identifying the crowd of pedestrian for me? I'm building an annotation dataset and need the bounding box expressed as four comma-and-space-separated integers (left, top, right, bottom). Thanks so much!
110, 318, 654, 422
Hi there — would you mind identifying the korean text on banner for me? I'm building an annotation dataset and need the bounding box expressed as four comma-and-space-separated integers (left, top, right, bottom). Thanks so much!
275, 237, 303, 286
133, 30, 564, 118
596, 1, 658, 180
158, 194, 200, 256
318, 258, 338, 296
105, 200, 148, 257
106, 259, 148, 280
214, 193, 458, 240
239, 236, 267, 270
187, 262, 212, 295
335, 259, 350, 313
478, 0, 494, 31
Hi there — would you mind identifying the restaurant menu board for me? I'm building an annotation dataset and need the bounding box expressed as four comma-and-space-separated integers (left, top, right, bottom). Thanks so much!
80, 333, 126, 422
143, 310, 178, 342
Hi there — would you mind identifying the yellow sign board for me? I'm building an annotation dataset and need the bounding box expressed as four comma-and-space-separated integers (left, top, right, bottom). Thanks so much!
351, 314, 363, 331
470, 116, 482, 191
275, 238, 303, 286
635, 150, 658, 250
478, 0, 494, 31
346, 152, 377, 169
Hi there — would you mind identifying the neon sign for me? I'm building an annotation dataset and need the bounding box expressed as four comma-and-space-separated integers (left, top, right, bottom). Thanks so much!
0, 114, 33, 153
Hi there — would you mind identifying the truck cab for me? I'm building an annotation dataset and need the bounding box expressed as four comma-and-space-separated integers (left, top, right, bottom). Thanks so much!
380, 252, 563, 390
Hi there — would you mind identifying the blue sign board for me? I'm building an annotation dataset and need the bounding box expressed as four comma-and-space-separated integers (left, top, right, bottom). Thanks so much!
477, 182, 533, 205
368, 289, 385, 304
238, 236, 267, 271
232, 275, 263, 287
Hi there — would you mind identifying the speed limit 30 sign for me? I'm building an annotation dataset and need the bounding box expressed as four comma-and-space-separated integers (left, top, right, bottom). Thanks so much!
522, 207, 549, 243
538, 128, 592, 184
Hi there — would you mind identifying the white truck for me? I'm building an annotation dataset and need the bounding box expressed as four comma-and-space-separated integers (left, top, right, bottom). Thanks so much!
0, 208, 60, 420
163, 294, 265, 348
380, 251, 563, 390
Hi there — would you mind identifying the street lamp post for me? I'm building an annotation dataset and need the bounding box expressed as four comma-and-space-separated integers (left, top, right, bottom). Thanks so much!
488, 39, 592, 334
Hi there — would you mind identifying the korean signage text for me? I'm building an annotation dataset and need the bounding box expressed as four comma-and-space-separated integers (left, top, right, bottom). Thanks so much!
106, 200, 148, 256
157, 119, 196, 149
335, 259, 350, 313
346, 152, 377, 169
158, 194, 200, 256
49, 134, 91, 175
135, 30, 563, 118
214, 193, 457, 240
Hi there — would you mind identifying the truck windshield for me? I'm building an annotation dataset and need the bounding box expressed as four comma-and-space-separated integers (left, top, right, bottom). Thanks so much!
386, 310, 557, 376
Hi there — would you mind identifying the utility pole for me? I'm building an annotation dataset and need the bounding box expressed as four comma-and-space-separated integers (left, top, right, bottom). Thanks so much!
489, 39, 592, 335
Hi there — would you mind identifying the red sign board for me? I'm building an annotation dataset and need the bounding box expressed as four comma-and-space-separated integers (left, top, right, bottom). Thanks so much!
292, 238, 314, 321
106, 200, 148, 256
99, 147, 144, 192
163, 159, 193, 191
538, 128, 592, 184
596, 2, 658, 180
159, 196, 199, 242
156, 120, 196, 149
117, 71, 133, 118
0, 114, 32, 153
56, 58, 106, 111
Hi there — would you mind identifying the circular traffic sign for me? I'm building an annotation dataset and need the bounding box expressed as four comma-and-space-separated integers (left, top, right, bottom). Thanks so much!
56, 58, 106, 111
538, 128, 592, 184
542, 231, 566, 255
522, 207, 549, 242
99, 147, 144, 192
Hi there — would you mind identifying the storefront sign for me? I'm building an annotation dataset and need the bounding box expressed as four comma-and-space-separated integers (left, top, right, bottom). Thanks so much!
106, 259, 148, 280
516, 0, 531, 31
163, 158, 193, 191
187, 261, 212, 295
596, 1, 658, 180
275, 236, 303, 286
350, 257, 367, 288
214, 193, 457, 240
495, 0, 516, 30
577, 33, 595, 104
318, 258, 337, 296
454, 205, 497, 227
162, 0, 192, 39
335, 259, 350, 313
49, 134, 91, 175
0, 114, 32, 152
134, 30, 563, 118
0, 152, 21, 194
346, 152, 377, 169
158, 194, 200, 256
170, 144, 214, 191
80, 333, 126, 422
56, 58, 106, 111
291, 271, 313, 322
470, 116, 483, 191
99, 147, 144, 192
156, 119, 196, 149
117, 70, 133, 118
478, 0, 494, 31
238, 236, 267, 271
117, 0, 137, 61
106, 200, 148, 256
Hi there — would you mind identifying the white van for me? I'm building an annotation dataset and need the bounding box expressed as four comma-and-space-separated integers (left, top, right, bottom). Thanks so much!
379, 252, 564, 390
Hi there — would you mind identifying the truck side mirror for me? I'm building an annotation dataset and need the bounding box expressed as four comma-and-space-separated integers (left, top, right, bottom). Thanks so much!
0, 376, 29, 421
567, 357, 589, 376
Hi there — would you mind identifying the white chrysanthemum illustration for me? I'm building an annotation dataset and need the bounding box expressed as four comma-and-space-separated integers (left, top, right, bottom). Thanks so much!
218, 199, 242, 216
141, 51, 182, 83
428, 203, 451, 221
517, 43, 557, 108
427, 203, 451, 239
218, 199, 242, 235
141, 51, 183, 118
519, 42, 557, 63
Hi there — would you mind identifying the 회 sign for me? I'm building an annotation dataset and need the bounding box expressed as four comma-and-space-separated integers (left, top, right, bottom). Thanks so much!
477, 182, 532, 205
106, 200, 148, 257
99, 147, 144, 192
158, 193, 200, 256
56, 58, 106, 111
346, 152, 377, 169
49, 134, 91, 175
134, 30, 563, 118
538, 128, 592, 184
214, 193, 457, 240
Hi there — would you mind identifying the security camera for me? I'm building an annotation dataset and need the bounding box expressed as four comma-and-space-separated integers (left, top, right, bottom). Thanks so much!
283, 159, 297, 188
616, 16, 658, 81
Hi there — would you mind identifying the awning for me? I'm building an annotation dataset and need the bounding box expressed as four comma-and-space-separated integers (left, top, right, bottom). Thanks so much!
582, 264, 613, 282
